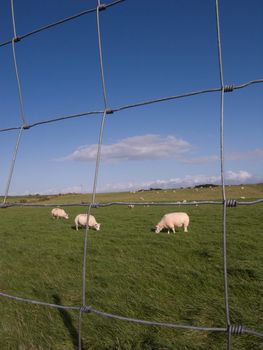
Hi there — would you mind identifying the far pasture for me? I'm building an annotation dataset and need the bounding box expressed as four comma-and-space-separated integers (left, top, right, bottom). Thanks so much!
0, 184, 262, 349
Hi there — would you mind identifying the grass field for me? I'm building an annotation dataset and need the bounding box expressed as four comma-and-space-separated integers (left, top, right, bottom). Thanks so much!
0, 185, 263, 349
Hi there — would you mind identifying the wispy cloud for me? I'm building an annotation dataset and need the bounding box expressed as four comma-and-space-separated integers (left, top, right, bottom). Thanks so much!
61, 134, 193, 162
180, 148, 263, 164
227, 148, 263, 161
99, 170, 257, 192
8, 170, 260, 195
182, 155, 219, 164
60, 135, 263, 165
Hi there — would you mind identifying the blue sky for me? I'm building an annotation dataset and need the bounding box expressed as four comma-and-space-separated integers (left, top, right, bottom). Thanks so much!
0, 0, 262, 195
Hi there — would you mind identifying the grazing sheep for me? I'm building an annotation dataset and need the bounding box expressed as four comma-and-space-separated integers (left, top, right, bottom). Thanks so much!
51, 208, 69, 219
155, 212, 189, 234
128, 204, 135, 209
74, 214, 101, 231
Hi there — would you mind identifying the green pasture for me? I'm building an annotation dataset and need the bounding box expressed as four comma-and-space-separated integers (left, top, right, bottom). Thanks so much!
0, 185, 263, 349
2, 183, 263, 205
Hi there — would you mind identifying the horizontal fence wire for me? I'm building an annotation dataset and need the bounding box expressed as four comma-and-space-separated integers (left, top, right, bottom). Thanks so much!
1, 80, 263, 134
1, 199, 263, 208
1, 290, 263, 338
0, 0, 263, 349
0, 0, 124, 48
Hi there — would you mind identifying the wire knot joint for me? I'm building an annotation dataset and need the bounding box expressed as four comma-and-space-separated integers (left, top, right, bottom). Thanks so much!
0, 203, 8, 209
228, 325, 244, 335
22, 124, 30, 130
14, 37, 21, 43
91, 203, 99, 208
226, 199, 237, 207
223, 85, 234, 92
80, 305, 92, 313
98, 4, 107, 11
105, 108, 114, 115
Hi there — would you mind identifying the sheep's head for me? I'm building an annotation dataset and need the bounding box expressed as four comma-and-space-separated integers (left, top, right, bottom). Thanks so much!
95, 223, 101, 231
155, 225, 161, 233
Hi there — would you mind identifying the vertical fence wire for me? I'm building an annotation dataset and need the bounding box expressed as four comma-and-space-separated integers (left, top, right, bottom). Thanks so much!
78, 3, 109, 349
215, 0, 232, 348
2, 127, 23, 204
96, 4, 109, 110
10, 0, 18, 38
3, 0, 26, 204
11, 1, 27, 126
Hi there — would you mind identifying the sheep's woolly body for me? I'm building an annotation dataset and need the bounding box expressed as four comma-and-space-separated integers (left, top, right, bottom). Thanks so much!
51, 208, 69, 219
75, 214, 101, 231
155, 212, 189, 234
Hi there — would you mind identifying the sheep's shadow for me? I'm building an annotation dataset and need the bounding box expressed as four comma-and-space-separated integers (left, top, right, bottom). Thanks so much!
52, 294, 86, 350
70, 225, 98, 232
150, 227, 180, 234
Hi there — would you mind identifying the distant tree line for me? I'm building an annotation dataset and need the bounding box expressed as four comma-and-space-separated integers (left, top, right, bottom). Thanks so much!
137, 184, 219, 192
194, 184, 219, 188
137, 188, 163, 192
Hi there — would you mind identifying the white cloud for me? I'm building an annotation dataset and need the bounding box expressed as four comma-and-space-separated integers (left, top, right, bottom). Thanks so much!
62, 134, 193, 162
225, 170, 252, 182
99, 170, 257, 192
6, 170, 260, 196
58, 133, 263, 167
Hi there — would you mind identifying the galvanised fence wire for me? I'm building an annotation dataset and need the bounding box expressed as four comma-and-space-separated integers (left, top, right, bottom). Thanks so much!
0, 1, 262, 349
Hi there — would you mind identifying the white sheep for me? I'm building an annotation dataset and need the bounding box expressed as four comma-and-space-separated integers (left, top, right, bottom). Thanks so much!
51, 207, 69, 219
128, 204, 135, 209
74, 214, 101, 231
155, 212, 189, 234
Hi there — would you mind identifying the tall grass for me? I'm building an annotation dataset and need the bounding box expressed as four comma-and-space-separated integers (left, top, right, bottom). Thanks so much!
0, 186, 263, 349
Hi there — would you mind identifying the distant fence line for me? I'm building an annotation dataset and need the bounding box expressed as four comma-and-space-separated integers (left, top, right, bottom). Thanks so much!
0, 0, 263, 350
1, 198, 263, 208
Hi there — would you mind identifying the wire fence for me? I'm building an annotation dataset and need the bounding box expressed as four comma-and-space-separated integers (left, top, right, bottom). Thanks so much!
0, 1, 263, 349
